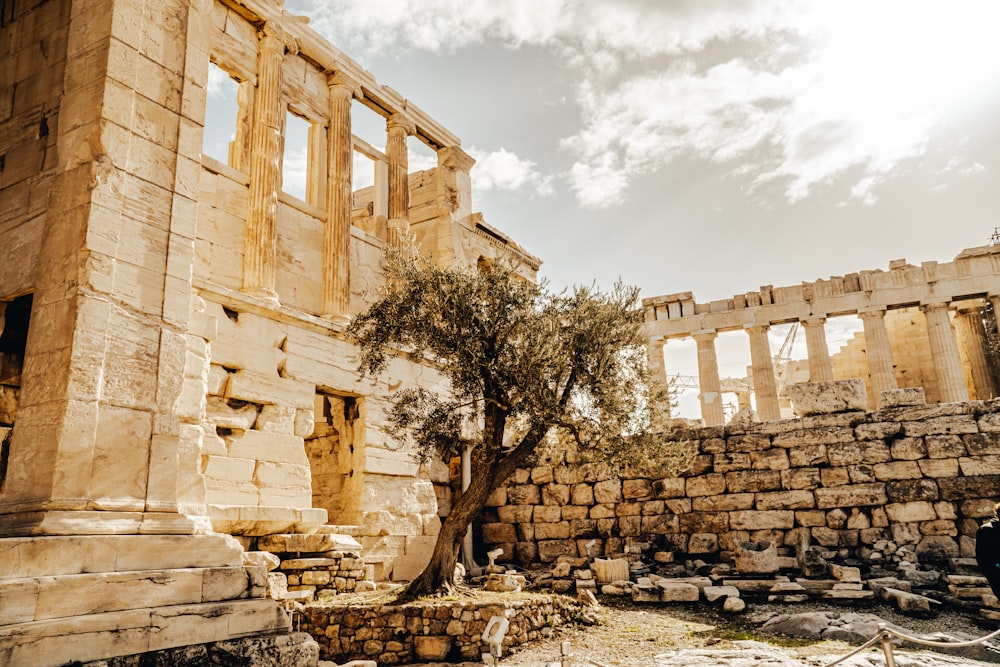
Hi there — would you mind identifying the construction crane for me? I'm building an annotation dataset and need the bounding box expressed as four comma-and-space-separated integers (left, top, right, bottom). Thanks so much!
772, 322, 800, 395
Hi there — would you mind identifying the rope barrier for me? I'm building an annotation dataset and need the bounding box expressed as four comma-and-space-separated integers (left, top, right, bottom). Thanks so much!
879, 622, 1000, 648
820, 634, 883, 667
821, 621, 1000, 667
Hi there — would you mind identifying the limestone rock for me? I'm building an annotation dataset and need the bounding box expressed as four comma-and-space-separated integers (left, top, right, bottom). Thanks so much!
413, 636, 452, 661
243, 551, 281, 571
722, 597, 746, 613
882, 387, 927, 407
592, 557, 629, 584
734, 540, 778, 574
786, 379, 868, 417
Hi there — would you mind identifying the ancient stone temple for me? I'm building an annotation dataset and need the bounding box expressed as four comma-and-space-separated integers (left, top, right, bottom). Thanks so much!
0, 0, 537, 664
645, 246, 1000, 425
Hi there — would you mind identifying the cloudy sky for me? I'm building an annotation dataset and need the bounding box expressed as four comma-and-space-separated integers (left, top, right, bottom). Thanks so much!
272, 1, 1000, 415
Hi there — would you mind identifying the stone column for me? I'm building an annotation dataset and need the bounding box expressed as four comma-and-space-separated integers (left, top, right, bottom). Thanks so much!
955, 307, 995, 400
746, 324, 781, 421
693, 330, 725, 427
243, 23, 291, 302
386, 112, 416, 249
432, 146, 476, 265
922, 302, 970, 403
858, 308, 897, 406
323, 72, 361, 324
646, 338, 672, 418
802, 317, 835, 382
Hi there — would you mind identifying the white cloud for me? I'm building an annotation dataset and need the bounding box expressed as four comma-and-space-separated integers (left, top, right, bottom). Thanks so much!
469, 147, 554, 197
292, 0, 1000, 208
281, 147, 308, 200
206, 64, 232, 99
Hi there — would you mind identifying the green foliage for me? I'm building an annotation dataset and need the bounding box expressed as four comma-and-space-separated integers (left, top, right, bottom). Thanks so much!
348, 249, 674, 471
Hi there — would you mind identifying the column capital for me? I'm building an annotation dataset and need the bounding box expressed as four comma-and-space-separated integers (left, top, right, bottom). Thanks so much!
438, 145, 476, 172
920, 301, 951, 312
692, 329, 717, 341
387, 112, 416, 135
857, 307, 887, 319
802, 316, 827, 326
327, 71, 363, 99
259, 22, 298, 55
743, 322, 770, 333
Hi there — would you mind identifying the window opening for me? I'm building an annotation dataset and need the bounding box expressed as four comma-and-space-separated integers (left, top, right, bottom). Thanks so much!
202, 62, 241, 166
282, 110, 310, 201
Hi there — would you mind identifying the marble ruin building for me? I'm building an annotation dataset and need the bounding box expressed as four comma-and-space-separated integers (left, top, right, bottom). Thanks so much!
644, 245, 1000, 425
6, 0, 1000, 664
0, 0, 538, 663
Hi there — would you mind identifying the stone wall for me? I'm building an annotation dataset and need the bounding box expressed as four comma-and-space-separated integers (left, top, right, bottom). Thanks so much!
299, 595, 576, 664
481, 401, 1000, 569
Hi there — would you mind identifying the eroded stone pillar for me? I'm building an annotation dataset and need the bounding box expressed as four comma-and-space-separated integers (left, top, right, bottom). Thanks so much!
243, 23, 292, 302
922, 302, 970, 403
323, 73, 361, 323
693, 330, 725, 427
646, 338, 672, 418
956, 307, 996, 400
746, 324, 781, 421
802, 317, 835, 382
386, 112, 416, 249
858, 308, 897, 407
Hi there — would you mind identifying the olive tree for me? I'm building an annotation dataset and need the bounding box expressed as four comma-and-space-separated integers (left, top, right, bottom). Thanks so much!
348, 250, 676, 597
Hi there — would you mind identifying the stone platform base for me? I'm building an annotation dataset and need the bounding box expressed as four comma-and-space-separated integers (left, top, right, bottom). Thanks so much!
0, 533, 299, 666
74, 632, 319, 667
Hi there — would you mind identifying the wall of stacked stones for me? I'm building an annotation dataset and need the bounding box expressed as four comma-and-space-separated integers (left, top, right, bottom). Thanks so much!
480, 402, 1000, 569
299, 596, 575, 664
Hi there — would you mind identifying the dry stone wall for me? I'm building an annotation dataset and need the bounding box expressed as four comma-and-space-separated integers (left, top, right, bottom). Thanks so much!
299, 595, 576, 664
481, 401, 1000, 570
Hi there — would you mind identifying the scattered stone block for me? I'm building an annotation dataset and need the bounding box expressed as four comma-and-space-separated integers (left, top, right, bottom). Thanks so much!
822, 590, 874, 601
723, 597, 746, 613
657, 581, 700, 602
632, 585, 660, 603
704, 585, 740, 602
829, 565, 861, 582
734, 540, 778, 575
878, 587, 938, 615
591, 554, 628, 584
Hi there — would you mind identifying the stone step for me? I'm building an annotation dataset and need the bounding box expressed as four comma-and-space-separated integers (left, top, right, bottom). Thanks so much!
0, 566, 265, 626
318, 524, 361, 537
257, 532, 362, 555
0, 598, 289, 667
0, 534, 243, 580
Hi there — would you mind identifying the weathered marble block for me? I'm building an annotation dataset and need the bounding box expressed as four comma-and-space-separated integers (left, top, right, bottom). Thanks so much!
881, 387, 927, 407
786, 379, 868, 416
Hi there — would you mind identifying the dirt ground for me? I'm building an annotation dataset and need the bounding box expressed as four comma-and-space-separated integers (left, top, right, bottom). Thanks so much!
398, 597, 1000, 667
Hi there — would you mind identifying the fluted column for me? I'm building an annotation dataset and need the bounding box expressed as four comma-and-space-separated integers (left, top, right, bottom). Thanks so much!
243, 23, 291, 302
802, 317, 835, 382
858, 308, 897, 406
646, 338, 672, 418
745, 324, 781, 421
386, 112, 416, 249
922, 302, 970, 403
323, 73, 361, 323
693, 330, 725, 427
955, 307, 995, 400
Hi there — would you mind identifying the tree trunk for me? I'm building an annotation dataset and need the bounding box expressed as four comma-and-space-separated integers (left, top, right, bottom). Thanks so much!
403, 423, 545, 598
404, 458, 494, 597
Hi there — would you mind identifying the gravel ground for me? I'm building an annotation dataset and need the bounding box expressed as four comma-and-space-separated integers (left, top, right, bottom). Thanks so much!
400, 598, 1000, 667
